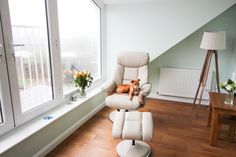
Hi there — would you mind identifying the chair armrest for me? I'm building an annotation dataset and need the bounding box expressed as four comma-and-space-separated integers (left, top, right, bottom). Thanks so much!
102, 80, 116, 93
139, 82, 152, 96
112, 111, 125, 139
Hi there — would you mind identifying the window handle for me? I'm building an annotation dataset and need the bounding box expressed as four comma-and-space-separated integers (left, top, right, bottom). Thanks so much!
0, 54, 5, 63
11, 53, 16, 62
12, 44, 25, 47
0, 43, 5, 63
10, 44, 25, 62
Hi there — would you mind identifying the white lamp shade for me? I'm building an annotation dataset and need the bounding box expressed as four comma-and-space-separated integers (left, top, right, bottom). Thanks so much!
200, 31, 226, 50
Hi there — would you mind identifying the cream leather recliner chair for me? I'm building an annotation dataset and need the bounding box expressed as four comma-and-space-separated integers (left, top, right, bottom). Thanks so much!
102, 52, 151, 122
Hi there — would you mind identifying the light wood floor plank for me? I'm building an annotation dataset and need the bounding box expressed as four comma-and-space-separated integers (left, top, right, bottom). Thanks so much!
46, 99, 236, 157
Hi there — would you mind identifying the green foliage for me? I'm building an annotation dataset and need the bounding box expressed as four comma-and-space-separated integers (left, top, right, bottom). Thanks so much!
220, 79, 236, 93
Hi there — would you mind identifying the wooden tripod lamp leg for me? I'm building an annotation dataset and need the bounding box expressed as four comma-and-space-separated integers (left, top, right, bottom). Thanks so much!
196, 51, 213, 116
193, 50, 211, 108
214, 50, 220, 93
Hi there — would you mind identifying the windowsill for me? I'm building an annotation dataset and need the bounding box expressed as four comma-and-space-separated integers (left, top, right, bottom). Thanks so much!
0, 85, 104, 155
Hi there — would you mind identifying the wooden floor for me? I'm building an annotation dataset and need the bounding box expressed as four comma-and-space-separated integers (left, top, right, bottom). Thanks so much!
46, 99, 236, 157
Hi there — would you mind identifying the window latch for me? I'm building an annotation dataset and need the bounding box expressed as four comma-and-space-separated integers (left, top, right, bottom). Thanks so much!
0, 54, 5, 63
0, 43, 5, 63
9, 44, 25, 62
11, 53, 16, 62
12, 44, 25, 47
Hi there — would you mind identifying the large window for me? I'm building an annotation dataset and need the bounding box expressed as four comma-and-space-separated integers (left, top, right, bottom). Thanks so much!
58, 0, 101, 94
0, 0, 104, 135
1, 0, 58, 126
8, 0, 53, 113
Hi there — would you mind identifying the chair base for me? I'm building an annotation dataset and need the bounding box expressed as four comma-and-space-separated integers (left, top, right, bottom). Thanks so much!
116, 140, 151, 157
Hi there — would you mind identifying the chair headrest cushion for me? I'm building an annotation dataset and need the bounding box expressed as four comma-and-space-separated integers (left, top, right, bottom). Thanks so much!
117, 52, 149, 67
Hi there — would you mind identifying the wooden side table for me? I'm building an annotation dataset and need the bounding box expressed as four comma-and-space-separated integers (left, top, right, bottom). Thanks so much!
208, 92, 236, 145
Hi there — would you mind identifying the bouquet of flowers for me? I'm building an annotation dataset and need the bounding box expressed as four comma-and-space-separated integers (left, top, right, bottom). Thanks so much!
220, 79, 236, 93
220, 79, 236, 105
73, 70, 93, 96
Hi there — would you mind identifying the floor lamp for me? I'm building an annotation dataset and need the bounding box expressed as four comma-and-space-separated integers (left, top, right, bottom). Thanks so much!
193, 31, 226, 115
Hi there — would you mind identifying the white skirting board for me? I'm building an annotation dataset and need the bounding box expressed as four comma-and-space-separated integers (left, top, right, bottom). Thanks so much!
148, 94, 209, 106
33, 102, 105, 157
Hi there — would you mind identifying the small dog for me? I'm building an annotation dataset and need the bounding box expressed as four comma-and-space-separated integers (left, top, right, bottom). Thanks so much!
116, 79, 142, 103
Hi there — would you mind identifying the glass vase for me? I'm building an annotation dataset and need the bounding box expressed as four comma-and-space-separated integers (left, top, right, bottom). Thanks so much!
78, 87, 86, 98
224, 92, 234, 105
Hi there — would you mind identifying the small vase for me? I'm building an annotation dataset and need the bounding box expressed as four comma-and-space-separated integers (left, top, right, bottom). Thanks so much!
78, 87, 86, 98
224, 92, 234, 105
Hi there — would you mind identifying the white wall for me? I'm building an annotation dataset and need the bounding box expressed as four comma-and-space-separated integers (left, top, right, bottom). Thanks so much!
105, 0, 236, 77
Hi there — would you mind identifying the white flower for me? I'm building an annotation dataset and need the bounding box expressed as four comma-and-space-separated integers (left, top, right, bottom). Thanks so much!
225, 85, 232, 91
223, 81, 228, 86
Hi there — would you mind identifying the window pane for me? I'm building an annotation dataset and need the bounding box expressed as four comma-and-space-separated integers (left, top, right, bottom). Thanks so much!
8, 0, 53, 112
58, 0, 101, 94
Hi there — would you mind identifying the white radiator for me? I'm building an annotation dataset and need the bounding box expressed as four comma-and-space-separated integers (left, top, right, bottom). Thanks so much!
158, 68, 211, 100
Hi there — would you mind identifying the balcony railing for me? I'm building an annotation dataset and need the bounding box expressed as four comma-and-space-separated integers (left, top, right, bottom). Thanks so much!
12, 25, 53, 112
12, 24, 100, 112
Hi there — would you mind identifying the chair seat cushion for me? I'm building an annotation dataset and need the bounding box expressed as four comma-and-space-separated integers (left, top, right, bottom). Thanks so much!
112, 111, 153, 141
105, 94, 141, 110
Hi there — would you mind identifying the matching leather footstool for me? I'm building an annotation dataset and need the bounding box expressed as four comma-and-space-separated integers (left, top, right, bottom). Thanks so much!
112, 111, 153, 157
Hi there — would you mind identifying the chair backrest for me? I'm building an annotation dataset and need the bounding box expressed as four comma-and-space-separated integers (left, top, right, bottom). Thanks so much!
113, 52, 149, 86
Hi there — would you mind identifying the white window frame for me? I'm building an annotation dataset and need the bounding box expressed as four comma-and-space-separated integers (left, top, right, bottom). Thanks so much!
0, 9, 14, 136
92, 0, 106, 88
0, 0, 63, 126
57, 0, 106, 97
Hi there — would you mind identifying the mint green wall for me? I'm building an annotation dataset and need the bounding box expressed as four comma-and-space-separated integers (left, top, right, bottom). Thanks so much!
1, 92, 105, 157
105, 0, 236, 78
149, 4, 236, 95
232, 39, 236, 72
